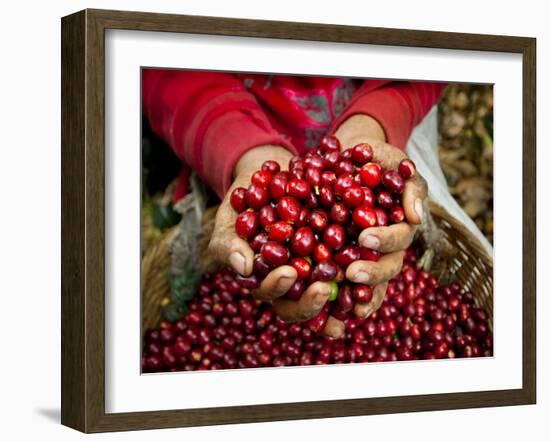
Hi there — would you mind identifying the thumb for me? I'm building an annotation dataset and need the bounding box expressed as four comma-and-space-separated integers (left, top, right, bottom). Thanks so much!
208, 199, 255, 276
402, 173, 428, 225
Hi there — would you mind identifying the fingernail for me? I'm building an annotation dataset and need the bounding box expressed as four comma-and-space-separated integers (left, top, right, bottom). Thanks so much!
362, 235, 380, 250
352, 271, 369, 283
414, 198, 424, 222
363, 306, 373, 318
229, 252, 246, 275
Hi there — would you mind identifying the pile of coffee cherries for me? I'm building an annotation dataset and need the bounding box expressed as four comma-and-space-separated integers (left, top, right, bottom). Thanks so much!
229, 136, 417, 330
142, 246, 493, 372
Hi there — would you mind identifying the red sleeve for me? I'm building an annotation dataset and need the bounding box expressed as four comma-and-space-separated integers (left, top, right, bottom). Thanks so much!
331, 81, 447, 149
142, 69, 297, 198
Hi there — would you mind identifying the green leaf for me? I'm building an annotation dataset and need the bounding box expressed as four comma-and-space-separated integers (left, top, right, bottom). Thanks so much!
172, 286, 195, 304
163, 303, 187, 322
152, 203, 181, 231
169, 271, 202, 304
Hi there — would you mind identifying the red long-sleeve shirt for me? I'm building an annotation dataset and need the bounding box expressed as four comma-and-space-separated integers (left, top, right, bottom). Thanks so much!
142, 70, 445, 200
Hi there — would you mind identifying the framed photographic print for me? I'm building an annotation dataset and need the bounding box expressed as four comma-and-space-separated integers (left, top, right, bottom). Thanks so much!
61, 9, 536, 433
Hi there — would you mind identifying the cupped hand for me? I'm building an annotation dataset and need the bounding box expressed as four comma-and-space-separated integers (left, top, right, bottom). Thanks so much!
334, 115, 428, 319
207, 145, 344, 338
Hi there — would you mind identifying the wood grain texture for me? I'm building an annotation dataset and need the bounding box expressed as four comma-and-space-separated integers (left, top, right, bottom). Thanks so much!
60, 8, 537, 433
61, 10, 86, 431
522, 38, 537, 403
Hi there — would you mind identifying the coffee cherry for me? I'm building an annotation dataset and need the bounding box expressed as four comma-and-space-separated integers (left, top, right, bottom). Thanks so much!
235, 210, 259, 239
253, 254, 273, 278
290, 226, 315, 256
382, 170, 405, 194
309, 209, 329, 232
310, 261, 339, 282
251, 170, 273, 187
351, 143, 374, 166
269, 172, 289, 201
313, 243, 332, 263
398, 159, 416, 179
352, 206, 378, 229
296, 207, 311, 227
305, 167, 322, 187
230, 187, 247, 213
359, 162, 382, 188
268, 221, 294, 242
319, 185, 335, 208
322, 150, 341, 170
362, 187, 375, 207
342, 186, 365, 208
335, 160, 355, 175
336, 284, 354, 312
304, 192, 319, 210
291, 169, 305, 181
235, 274, 260, 290
374, 208, 388, 226
330, 202, 350, 224
259, 205, 277, 229
245, 184, 270, 209
290, 257, 313, 280
286, 279, 306, 300
359, 247, 381, 262
305, 306, 329, 333
287, 179, 311, 200
305, 154, 324, 170
277, 196, 301, 223
352, 284, 373, 303
260, 241, 290, 267
323, 224, 346, 250
249, 232, 269, 252
319, 135, 341, 152
289, 157, 305, 171
388, 206, 405, 224
321, 171, 337, 186
261, 160, 280, 174
334, 245, 361, 268
377, 191, 393, 209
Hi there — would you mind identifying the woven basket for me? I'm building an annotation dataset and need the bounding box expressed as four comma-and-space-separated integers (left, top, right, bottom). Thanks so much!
141, 201, 493, 332
425, 203, 493, 328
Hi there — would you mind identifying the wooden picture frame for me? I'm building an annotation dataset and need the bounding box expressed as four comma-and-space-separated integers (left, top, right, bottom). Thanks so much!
61, 8, 536, 433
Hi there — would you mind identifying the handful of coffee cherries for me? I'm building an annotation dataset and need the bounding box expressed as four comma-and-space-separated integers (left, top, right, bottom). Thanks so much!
229, 135, 416, 333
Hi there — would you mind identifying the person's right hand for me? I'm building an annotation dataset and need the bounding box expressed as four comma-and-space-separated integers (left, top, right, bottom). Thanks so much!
207, 145, 345, 338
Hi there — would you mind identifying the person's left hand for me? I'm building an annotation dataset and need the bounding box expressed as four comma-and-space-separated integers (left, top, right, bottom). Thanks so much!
332, 114, 428, 319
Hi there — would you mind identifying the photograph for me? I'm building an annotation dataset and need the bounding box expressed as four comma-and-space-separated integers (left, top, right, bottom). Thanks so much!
140, 70, 494, 373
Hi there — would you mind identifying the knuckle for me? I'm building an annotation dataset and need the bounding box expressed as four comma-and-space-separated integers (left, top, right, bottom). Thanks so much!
368, 265, 382, 284
382, 231, 396, 251
416, 174, 428, 195
298, 310, 312, 321
389, 261, 403, 279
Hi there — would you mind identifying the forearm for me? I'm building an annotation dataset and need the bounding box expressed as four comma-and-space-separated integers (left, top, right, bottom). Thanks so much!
331, 81, 446, 149
234, 145, 294, 180
333, 114, 386, 148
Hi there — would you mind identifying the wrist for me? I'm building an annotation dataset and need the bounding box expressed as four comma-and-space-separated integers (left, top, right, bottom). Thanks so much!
234, 145, 294, 180
333, 114, 386, 149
